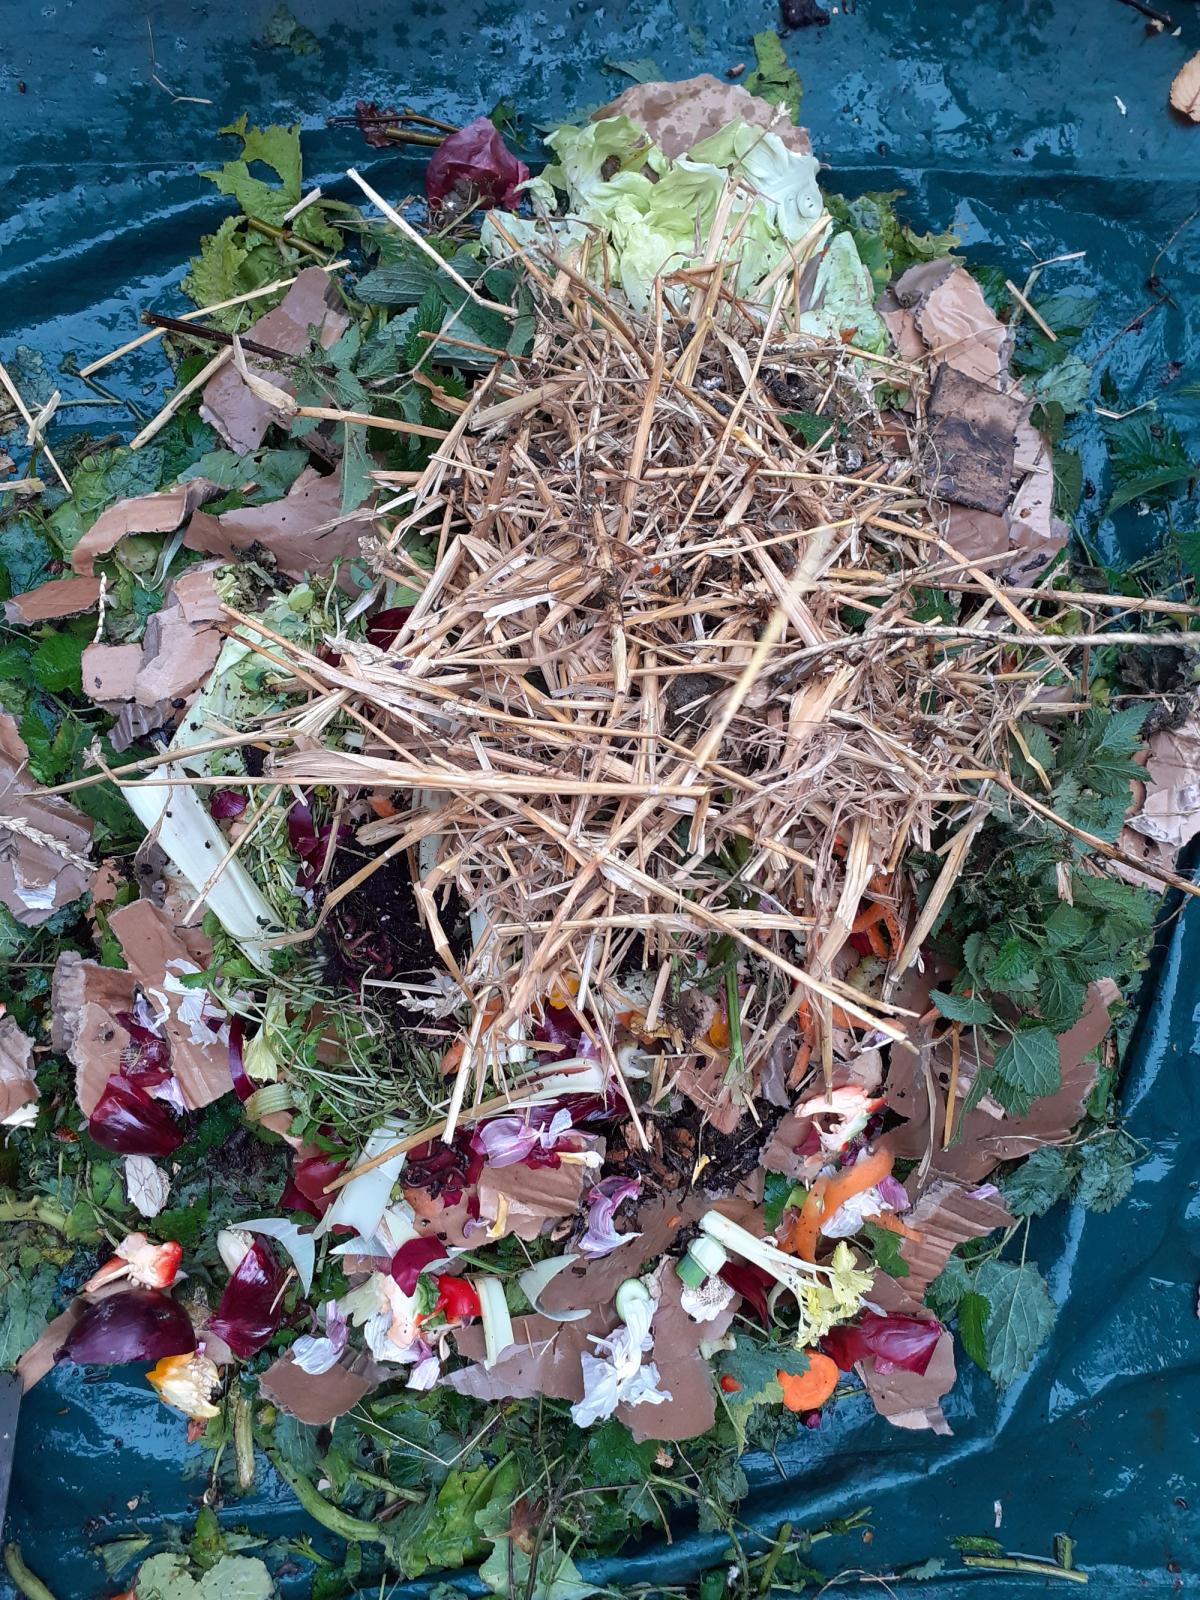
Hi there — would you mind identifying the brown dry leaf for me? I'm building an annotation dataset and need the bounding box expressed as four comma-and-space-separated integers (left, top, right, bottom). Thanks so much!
942, 503, 1010, 565
199, 267, 350, 453
258, 1352, 386, 1423
0, 1014, 38, 1123
16, 1303, 85, 1391
0, 713, 94, 927
54, 901, 232, 1117
1169, 53, 1200, 120
69, 479, 222, 576
476, 1160, 589, 1241
3, 575, 102, 625
597, 74, 812, 158
673, 1053, 744, 1135
185, 464, 368, 582
617, 1263, 735, 1443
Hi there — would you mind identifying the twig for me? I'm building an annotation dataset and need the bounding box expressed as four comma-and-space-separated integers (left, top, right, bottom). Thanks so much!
1114, 0, 1172, 25
0, 360, 69, 491
129, 348, 230, 450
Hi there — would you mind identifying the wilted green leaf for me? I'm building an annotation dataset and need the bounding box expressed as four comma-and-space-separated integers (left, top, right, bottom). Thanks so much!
743, 30, 803, 121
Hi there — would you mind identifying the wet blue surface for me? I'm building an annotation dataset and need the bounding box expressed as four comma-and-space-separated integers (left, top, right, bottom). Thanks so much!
2, 1, 1199, 1594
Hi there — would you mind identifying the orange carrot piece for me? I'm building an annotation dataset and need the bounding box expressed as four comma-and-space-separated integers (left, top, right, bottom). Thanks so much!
781, 1145, 895, 1261
777, 1351, 839, 1411
867, 1210, 923, 1242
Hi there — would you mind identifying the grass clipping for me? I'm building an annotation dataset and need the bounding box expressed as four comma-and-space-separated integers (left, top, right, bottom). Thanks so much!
246, 230, 1156, 1144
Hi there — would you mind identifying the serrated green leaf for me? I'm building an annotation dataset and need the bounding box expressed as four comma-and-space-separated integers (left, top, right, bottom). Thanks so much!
0, 1258, 58, 1368
930, 988, 993, 1025
1001, 1145, 1074, 1218
994, 1027, 1060, 1103
1073, 1129, 1137, 1212
1024, 353, 1091, 415
603, 56, 661, 84
0, 518, 54, 597
29, 629, 86, 694
862, 1220, 909, 1277
1102, 409, 1193, 513
719, 1333, 809, 1404
585, 1418, 657, 1484
956, 1290, 990, 1371
973, 1259, 1056, 1386
950, 1534, 1006, 1556
1052, 445, 1084, 518
1037, 969, 1087, 1032
925, 1250, 971, 1319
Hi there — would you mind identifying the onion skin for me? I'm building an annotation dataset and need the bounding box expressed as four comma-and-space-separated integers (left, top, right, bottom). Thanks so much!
822, 1310, 944, 1376
87, 1075, 185, 1157
56, 1288, 197, 1366
209, 1238, 288, 1359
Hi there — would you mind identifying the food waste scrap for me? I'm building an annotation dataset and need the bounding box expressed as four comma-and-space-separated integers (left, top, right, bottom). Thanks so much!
2, 47, 1197, 1597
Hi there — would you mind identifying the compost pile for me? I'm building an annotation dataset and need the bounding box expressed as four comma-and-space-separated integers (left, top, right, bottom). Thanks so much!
2, 59, 1197, 1595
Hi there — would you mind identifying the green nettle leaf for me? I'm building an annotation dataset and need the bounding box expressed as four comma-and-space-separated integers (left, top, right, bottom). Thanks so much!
925, 1250, 972, 1319
1037, 969, 1087, 1032
0, 518, 54, 596
1031, 293, 1098, 338
950, 1534, 1006, 1556
956, 1290, 991, 1372
1175, 526, 1200, 578
743, 30, 803, 121
985, 936, 1038, 992
1102, 409, 1193, 513
862, 1220, 909, 1277
30, 629, 86, 694
930, 989, 993, 1025
718, 1333, 810, 1404
585, 1418, 657, 1484
973, 1260, 1056, 1386
1052, 445, 1084, 518
1024, 353, 1091, 415
994, 1028, 1061, 1103
1073, 1129, 1137, 1212
0, 1258, 58, 1368
1001, 1145, 1074, 1218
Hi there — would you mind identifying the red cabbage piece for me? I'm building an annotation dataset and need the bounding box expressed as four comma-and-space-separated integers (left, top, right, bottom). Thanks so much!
425, 116, 529, 212
87, 1075, 185, 1157
56, 1288, 196, 1366
822, 1310, 944, 1377
366, 606, 413, 649
209, 1238, 288, 1359
719, 1260, 774, 1326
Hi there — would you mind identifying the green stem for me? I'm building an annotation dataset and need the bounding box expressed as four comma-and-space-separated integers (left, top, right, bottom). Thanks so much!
3, 1545, 59, 1600
757, 1521, 792, 1594
267, 1449, 390, 1545
0, 1197, 70, 1233
245, 215, 332, 265
348, 1466, 422, 1503
724, 959, 746, 1084
962, 1555, 1088, 1583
